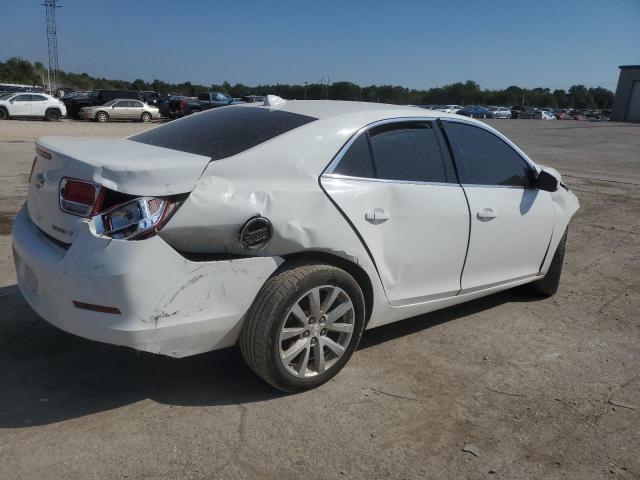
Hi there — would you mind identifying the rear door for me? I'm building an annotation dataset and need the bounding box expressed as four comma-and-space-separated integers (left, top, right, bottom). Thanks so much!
442, 119, 555, 291
321, 120, 470, 306
31, 94, 49, 116
129, 100, 145, 120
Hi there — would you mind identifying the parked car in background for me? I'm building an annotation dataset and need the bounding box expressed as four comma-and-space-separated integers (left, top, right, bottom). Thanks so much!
486, 106, 512, 119
456, 105, 490, 118
78, 99, 160, 123
433, 104, 463, 113
167, 92, 239, 118
554, 111, 571, 120
0, 92, 66, 121
241, 95, 266, 103
12, 98, 578, 391
63, 89, 142, 119
197, 92, 238, 109
527, 110, 555, 120
167, 96, 199, 118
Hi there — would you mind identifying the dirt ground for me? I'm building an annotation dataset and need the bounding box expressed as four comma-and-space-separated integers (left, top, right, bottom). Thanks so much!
0, 118, 638, 480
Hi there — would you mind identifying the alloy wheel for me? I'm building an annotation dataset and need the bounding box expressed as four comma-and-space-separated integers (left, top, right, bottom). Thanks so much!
279, 285, 355, 378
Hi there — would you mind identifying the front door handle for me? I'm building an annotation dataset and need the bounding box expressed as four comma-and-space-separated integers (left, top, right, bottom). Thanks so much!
365, 209, 391, 222
477, 208, 497, 220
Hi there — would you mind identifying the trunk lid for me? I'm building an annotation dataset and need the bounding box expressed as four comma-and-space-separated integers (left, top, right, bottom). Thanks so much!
27, 136, 210, 244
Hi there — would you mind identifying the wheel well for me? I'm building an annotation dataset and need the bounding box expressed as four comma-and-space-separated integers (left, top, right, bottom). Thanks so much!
45, 107, 61, 114
0, 106, 8, 115
281, 251, 374, 325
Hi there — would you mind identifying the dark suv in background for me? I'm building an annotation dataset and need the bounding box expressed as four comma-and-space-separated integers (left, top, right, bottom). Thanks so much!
63, 89, 142, 118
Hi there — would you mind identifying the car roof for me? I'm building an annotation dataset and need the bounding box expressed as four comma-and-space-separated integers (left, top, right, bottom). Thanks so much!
244, 99, 462, 122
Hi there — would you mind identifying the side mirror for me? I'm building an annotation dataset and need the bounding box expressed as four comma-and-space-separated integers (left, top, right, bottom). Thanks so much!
535, 170, 559, 192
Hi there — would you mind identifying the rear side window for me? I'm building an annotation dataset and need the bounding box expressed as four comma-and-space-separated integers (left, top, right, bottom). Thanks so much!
130, 106, 317, 160
332, 134, 375, 178
369, 123, 448, 183
443, 122, 533, 187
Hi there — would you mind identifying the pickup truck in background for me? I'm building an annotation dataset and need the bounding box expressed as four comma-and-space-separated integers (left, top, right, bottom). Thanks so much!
167, 92, 238, 118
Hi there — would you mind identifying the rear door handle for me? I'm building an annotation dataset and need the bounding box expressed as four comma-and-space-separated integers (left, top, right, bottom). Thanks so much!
365, 209, 391, 222
477, 208, 497, 220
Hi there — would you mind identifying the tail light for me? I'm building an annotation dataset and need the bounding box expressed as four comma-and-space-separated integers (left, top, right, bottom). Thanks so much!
59, 178, 101, 217
90, 196, 181, 240
179, 100, 185, 109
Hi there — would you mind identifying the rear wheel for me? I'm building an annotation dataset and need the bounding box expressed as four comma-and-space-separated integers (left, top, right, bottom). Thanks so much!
95, 111, 109, 123
0, 108, 7, 120
528, 230, 567, 296
240, 262, 365, 392
140, 112, 152, 122
45, 109, 61, 121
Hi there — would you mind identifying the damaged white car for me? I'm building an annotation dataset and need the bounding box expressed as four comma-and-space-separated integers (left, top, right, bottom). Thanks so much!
12, 98, 579, 391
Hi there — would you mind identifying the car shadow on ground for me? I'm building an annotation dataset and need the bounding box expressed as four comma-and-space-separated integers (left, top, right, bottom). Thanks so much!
0, 283, 540, 428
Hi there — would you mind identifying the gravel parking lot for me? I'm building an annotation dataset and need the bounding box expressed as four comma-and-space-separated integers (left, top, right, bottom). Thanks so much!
0, 118, 638, 480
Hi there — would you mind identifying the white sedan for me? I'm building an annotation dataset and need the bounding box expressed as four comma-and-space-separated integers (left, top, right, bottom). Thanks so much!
432, 104, 463, 113
0, 92, 66, 121
12, 98, 579, 391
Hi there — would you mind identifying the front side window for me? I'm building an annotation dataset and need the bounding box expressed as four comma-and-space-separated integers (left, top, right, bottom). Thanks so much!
113, 101, 128, 108
369, 123, 448, 183
13, 94, 32, 102
443, 121, 533, 187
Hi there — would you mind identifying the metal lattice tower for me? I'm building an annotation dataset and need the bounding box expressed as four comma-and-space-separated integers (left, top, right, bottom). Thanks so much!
43, 0, 61, 93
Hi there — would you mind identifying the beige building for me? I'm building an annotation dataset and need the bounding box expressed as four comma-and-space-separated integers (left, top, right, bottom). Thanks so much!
611, 65, 640, 122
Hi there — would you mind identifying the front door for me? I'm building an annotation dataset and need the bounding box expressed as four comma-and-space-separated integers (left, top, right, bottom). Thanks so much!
442, 119, 555, 291
10, 94, 32, 116
321, 120, 469, 306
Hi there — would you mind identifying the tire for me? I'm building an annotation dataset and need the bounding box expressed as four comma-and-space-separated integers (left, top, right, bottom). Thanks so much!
95, 111, 109, 123
140, 112, 152, 122
0, 108, 8, 120
45, 109, 61, 121
240, 262, 366, 392
528, 230, 567, 297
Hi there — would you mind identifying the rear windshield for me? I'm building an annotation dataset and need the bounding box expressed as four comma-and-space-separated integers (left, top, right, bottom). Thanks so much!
130, 106, 317, 160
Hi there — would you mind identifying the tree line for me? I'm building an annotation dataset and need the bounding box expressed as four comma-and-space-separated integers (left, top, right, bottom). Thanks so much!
1, 57, 614, 109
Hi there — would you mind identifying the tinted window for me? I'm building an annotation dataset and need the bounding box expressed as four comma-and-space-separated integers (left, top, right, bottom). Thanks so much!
333, 134, 374, 178
32, 95, 47, 101
369, 123, 447, 182
13, 94, 32, 101
443, 122, 532, 187
130, 106, 317, 160
113, 101, 128, 107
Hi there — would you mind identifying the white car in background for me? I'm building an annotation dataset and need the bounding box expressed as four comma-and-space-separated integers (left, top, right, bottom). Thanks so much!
12, 98, 579, 391
433, 104, 463, 113
0, 92, 66, 121
541, 110, 556, 120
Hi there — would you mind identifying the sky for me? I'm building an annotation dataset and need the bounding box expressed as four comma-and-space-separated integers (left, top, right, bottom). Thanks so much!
1, 0, 638, 91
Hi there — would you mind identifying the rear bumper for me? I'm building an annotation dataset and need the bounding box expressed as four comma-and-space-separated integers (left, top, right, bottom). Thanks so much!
12, 206, 282, 357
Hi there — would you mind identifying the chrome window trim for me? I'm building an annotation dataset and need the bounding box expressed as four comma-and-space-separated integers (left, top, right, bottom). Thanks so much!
322, 173, 460, 188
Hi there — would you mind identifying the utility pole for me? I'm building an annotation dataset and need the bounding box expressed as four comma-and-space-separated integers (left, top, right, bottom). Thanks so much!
43, 0, 61, 94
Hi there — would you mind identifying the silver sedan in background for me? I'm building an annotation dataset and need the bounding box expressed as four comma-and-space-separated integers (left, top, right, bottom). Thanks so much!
487, 106, 512, 119
79, 99, 160, 123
